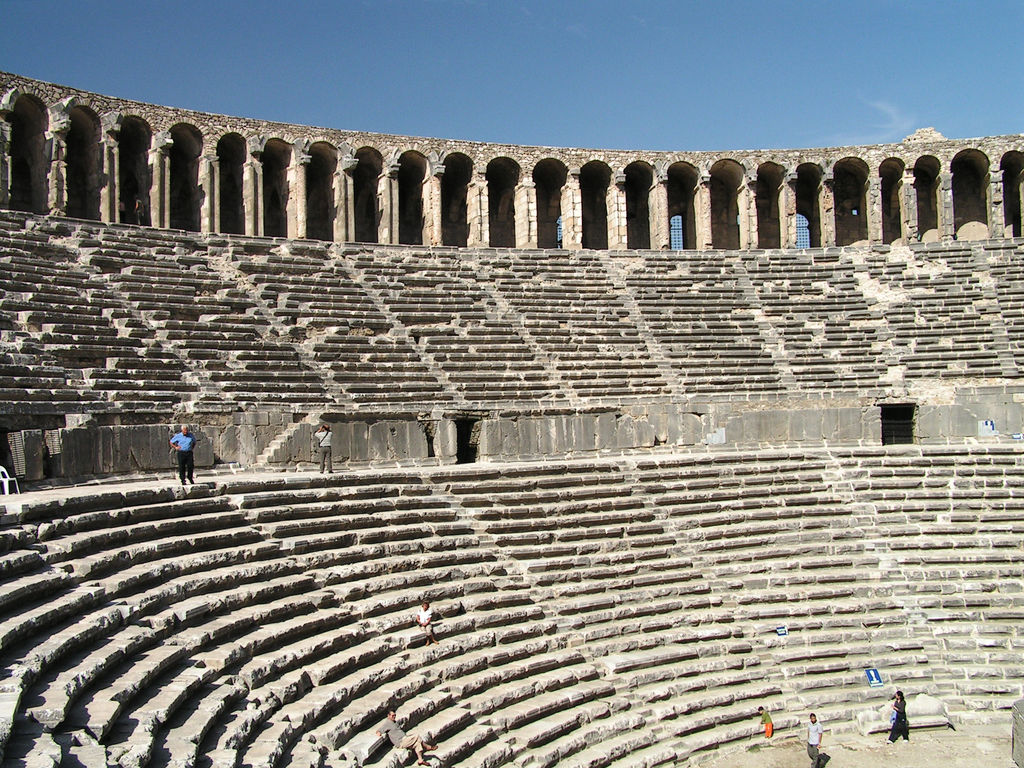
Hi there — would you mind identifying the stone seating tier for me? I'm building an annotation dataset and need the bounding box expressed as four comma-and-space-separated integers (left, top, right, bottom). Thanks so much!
3, 212, 1024, 415
0, 445, 1021, 767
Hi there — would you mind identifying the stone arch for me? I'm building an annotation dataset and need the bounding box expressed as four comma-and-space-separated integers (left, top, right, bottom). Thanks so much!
1000, 151, 1024, 238
533, 159, 567, 249
261, 138, 290, 238
65, 104, 101, 220
951, 149, 989, 240
441, 152, 472, 247
169, 123, 202, 232
5, 92, 49, 214
398, 150, 427, 245
913, 155, 941, 242
216, 133, 245, 235
353, 147, 382, 244
709, 159, 743, 249
118, 116, 151, 225
833, 156, 869, 246
755, 162, 784, 249
795, 163, 822, 248
667, 161, 698, 250
486, 156, 519, 247
879, 158, 904, 245
580, 160, 610, 250
623, 161, 652, 250
306, 141, 336, 242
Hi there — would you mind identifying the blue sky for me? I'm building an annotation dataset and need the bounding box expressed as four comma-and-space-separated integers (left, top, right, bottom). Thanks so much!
1, 0, 1021, 151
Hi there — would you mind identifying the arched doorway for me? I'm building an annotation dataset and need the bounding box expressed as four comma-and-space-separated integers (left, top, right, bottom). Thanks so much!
951, 149, 989, 240
353, 147, 382, 243
441, 152, 471, 247
913, 156, 940, 242
398, 151, 426, 245
7, 94, 49, 214
306, 142, 336, 241
833, 157, 869, 246
533, 159, 567, 249
580, 160, 610, 250
118, 116, 151, 225
65, 105, 101, 220
795, 163, 822, 248
169, 123, 202, 232
486, 157, 519, 247
624, 161, 652, 250
261, 139, 290, 237
709, 159, 743, 249
756, 162, 783, 249
879, 158, 904, 245
216, 133, 245, 235
667, 162, 697, 250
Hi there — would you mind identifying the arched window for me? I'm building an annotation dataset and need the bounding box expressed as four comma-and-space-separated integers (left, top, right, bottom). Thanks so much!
216, 133, 245, 235
261, 139, 290, 238
353, 147, 382, 243
952, 149, 989, 240
118, 116, 151, 225
913, 156, 940, 242
579, 161, 610, 250
1001, 151, 1024, 238
169, 123, 202, 232
879, 158, 904, 245
755, 163, 783, 249
833, 157, 869, 246
709, 159, 743, 249
397, 151, 426, 245
65, 105, 101, 220
624, 162, 652, 250
306, 142, 336, 241
533, 159, 566, 249
795, 164, 822, 248
6, 94, 49, 214
795, 213, 810, 248
486, 157, 519, 247
666, 162, 697, 250
669, 214, 684, 250
441, 152, 472, 247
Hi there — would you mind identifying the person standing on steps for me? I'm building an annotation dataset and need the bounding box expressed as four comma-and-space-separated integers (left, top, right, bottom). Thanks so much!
315, 423, 333, 473
887, 690, 909, 743
757, 705, 773, 739
169, 424, 197, 485
807, 713, 826, 768
376, 710, 438, 766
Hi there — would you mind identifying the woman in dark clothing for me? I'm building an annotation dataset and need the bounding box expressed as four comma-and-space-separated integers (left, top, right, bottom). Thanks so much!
888, 690, 909, 742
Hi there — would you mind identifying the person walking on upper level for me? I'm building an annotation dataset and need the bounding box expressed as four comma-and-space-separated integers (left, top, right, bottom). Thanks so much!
169, 424, 197, 485
807, 713, 826, 768
314, 423, 333, 473
376, 710, 437, 766
887, 690, 909, 743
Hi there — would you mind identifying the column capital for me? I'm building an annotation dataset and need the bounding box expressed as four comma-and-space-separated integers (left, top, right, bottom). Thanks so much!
153, 131, 173, 153
387, 162, 401, 178
432, 165, 446, 179
341, 156, 359, 173
293, 151, 311, 166
101, 111, 123, 137
613, 171, 626, 186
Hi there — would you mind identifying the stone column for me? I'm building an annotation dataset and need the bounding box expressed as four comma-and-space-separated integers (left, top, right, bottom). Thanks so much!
0, 119, 9, 209
609, 172, 627, 250
150, 131, 172, 228
244, 143, 262, 237
650, 169, 669, 250
99, 113, 121, 223
900, 167, 917, 241
381, 162, 400, 244
988, 170, 1003, 238
561, 167, 581, 249
515, 178, 535, 248
289, 144, 310, 239
467, 171, 488, 247
741, 171, 757, 249
819, 172, 835, 247
695, 172, 712, 250
46, 111, 69, 216
335, 156, 356, 242
200, 154, 216, 233
939, 171, 954, 240
427, 165, 443, 245
866, 175, 881, 244
781, 172, 797, 248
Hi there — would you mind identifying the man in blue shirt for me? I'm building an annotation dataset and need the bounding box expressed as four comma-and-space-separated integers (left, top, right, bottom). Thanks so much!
169, 424, 197, 484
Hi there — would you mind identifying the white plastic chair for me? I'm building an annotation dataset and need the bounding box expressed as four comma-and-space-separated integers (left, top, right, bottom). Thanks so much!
0, 466, 19, 495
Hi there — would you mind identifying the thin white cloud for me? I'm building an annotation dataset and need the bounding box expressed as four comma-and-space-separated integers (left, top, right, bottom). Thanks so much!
824, 98, 919, 147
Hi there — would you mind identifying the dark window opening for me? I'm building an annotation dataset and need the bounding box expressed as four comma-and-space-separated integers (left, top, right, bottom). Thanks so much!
881, 404, 916, 445
455, 418, 480, 464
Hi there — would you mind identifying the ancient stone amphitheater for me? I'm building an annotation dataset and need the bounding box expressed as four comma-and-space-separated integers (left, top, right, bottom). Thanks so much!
0, 71, 1023, 768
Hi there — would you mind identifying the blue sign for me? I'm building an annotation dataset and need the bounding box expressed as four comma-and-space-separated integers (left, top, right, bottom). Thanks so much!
775, 626, 788, 636
865, 668, 883, 687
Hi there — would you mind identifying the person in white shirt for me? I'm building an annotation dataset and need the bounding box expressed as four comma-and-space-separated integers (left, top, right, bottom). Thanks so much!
807, 713, 825, 768
414, 601, 439, 645
314, 424, 332, 474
